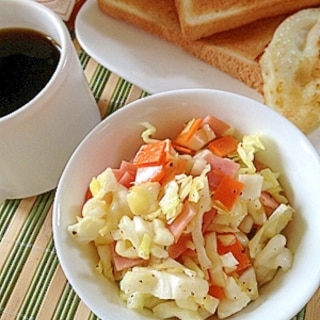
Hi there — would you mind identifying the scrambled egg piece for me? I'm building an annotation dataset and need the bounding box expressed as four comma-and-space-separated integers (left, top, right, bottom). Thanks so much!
260, 8, 320, 134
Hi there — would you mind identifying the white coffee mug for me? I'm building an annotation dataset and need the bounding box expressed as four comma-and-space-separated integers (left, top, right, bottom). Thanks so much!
0, 0, 101, 204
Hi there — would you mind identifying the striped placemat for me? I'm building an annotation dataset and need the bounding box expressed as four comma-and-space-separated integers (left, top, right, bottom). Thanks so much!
0, 41, 309, 320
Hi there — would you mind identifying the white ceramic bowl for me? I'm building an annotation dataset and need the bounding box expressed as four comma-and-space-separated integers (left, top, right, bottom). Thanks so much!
53, 89, 320, 320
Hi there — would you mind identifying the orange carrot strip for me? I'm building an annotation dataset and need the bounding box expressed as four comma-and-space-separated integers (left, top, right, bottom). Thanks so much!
212, 175, 244, 211
172, 143, 194, 155
84, 188, 93, 202
208, 284, 226, 300
181, 117, 203, 141
217, 235, 251, 274
160, 157, 189, 185
173, 118, 203, 145
132, 140, 166, 167
208, 135, 238, 157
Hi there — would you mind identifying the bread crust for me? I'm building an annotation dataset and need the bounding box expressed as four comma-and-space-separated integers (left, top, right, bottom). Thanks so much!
174, 0, 320, 40
97, 0, 287, 92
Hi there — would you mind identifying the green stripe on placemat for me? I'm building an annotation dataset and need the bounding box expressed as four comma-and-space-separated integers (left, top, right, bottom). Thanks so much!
78, 49, 91, 70
77, 48, 148, 118
107, 78, 149, 117
107, 79, 133, 115
53, 284, 81, 319
295, 309, 306, 320
0, 199, 21, 239
90, 65, 112, 102
89, 314, 100, 320
0, 191, 54, 315
19, 239, 59, 318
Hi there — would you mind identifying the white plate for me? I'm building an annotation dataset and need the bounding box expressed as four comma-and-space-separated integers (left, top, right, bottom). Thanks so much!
75, 0, 320, 151
75, 0, 262, 99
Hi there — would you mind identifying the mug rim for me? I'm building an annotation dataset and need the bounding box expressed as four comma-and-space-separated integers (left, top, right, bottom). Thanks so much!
0, 0, 71, 123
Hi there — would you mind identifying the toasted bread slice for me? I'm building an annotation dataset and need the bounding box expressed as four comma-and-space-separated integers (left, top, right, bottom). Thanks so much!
174, 0, 320, 40
97, 0, 287, 93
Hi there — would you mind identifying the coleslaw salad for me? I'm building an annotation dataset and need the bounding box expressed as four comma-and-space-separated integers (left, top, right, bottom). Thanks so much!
68, 114, 294, 319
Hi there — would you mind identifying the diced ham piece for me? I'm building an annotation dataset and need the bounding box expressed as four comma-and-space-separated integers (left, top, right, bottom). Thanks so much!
112, 160, 137, 188
200, 150, 240, 178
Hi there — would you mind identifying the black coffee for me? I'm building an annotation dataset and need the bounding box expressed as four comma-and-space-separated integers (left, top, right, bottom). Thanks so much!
0, 28, 61, 117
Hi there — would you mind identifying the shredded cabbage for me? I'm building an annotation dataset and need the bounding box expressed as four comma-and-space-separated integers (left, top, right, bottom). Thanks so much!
248, 204, 294, 259
217, 277, 251, 319
191, 168, 212, 270
153, 301, 212, 320
95, 244, 114, 281
140, 122, 158, 143
260, 168, 288, 203
120, 266, 208, 300
114, 216, 174, 260
237, 134, 265, 173
254, 234, 293, 284
239, 173, 264, 201
159, 179, 183, 221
